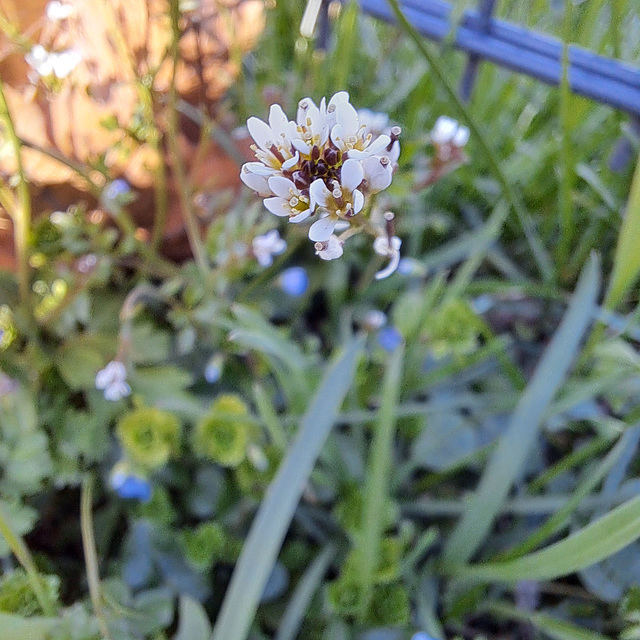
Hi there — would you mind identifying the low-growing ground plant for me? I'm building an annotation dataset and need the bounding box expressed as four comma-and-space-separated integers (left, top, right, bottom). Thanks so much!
1, 1, 640, 640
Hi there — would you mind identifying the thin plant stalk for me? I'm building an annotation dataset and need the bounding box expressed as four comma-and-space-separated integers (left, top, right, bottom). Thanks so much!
0, 79, 31, 303
557, 0, 574, 272
385, 0, 554, 283
81, 477, 113, 640
356, 344, 404, 620
0, 503, 56, 617
168, 0, 210, 278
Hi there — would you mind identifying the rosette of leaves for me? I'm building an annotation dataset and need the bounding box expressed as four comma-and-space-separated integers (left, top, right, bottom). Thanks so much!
423, 298, 480, 359
193, 394, 253, 467
116, 407, 181, 469
0, 569, 60, 616
182, 521, 227, 571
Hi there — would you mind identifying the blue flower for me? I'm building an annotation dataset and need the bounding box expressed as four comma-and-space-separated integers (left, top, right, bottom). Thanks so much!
110, 468, 152, 502
204, 354, 224, 384
411, 633, 438, 640
377, 326, 403, 352
103, 179, 131, 201
279, 267, 309, 297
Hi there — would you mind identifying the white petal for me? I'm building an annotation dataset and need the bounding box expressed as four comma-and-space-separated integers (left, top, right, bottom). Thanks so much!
247, 117, 274, 150
290, 209, 311, 223
431, 116, 457, 144
364, 134, 391, 156
297, 97, 317, 125
309, 179, 332, 209
330, 124, 347, 151
336, 100, 359, 135
264, 197, 291, 217
340, 158, 364, 192
292, 138, 311, 155
95, 369, 111, 389
375, 252, 401, 280
388, 140, 401, 164
241, 170, 271, 196
282, 151, 300, 170
373, 236, 390, 256
309, 216, 337, 242
268, 176, 296, 199
453, 126, 470, 147
316, 235, 343, 260
362, 156, 393, 193
243, 161, 276, 176
353, 189, 365, 214
268, 104, 289, 137
328, 91, 350, 109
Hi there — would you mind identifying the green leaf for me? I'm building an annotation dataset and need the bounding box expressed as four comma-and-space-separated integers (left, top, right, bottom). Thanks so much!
453, 493, 640, 582
443, 255, 600, 567
211, 337, 364, 640
0, 613, 58, 640
57, 339, 104, 389
605, 153, 640, 309
130, 321, 172, 364
174, 596, 212, 640
488, 601, 610, 640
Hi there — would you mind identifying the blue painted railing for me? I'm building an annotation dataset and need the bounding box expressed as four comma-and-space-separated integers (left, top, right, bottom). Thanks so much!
356, 0, 640, 117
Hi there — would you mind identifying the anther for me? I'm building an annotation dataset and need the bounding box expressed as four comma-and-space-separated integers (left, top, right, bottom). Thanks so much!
380, 155, 390, 167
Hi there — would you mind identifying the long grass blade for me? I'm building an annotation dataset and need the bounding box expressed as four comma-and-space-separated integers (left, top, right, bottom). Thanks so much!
442, 254, 600, 567
211, 337, 364, 640
605, 153, 640, 309
452, 492, 640, 582
356, 344, 404, 619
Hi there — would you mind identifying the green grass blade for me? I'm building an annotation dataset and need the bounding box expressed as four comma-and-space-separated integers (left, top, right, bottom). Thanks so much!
452, 492, 640, 582
487, 602, 610, 640
356, 344, 404, 619
605, 153, 640, 309
442, 254, 600, 567
275, 544, 336, 640
211, 337, 364, 640
556, 0, 575, 271
174, 596, 212, 640
497, 426, 637, 560
385, 0, 554, 283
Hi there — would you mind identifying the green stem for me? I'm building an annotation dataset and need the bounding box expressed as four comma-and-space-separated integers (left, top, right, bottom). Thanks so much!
356, 344, 404, 621
385, 0, 553, 283
0, 503, 56, 616
556, 0, 574, 272
81, 477, 113, 640
168, 0, 209, 279
0, 79, 31, 303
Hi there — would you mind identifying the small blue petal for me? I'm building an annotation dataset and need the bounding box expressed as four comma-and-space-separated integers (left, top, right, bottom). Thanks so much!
279, 267, 309, 297
377, 326, 403, 352
397, 258, 415, 275
411, 633, 438, 640
204, 363, 221, 384
114, 475, 152, 502
104, 179, 131, 201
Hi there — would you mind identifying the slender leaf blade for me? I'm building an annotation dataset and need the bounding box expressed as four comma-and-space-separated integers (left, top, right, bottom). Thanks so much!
211, 337, 364, 640
453, 493, 640, 582
443, 255, 600, 566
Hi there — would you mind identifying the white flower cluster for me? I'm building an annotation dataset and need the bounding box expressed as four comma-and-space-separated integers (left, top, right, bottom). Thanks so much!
26, 45, 81, 79
241, 92, 402, 277
95, 360, 130, 402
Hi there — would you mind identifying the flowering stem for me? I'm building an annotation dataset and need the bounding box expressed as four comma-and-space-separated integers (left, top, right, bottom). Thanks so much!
0, 79, 31, 304
168, 0, 210, 279
356, 344, 404, 621
386, 0, 554, 283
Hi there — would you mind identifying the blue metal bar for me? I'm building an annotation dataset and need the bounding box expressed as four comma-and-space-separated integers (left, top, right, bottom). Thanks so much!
357, 0, 640, 117
459, 0, 497, 101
